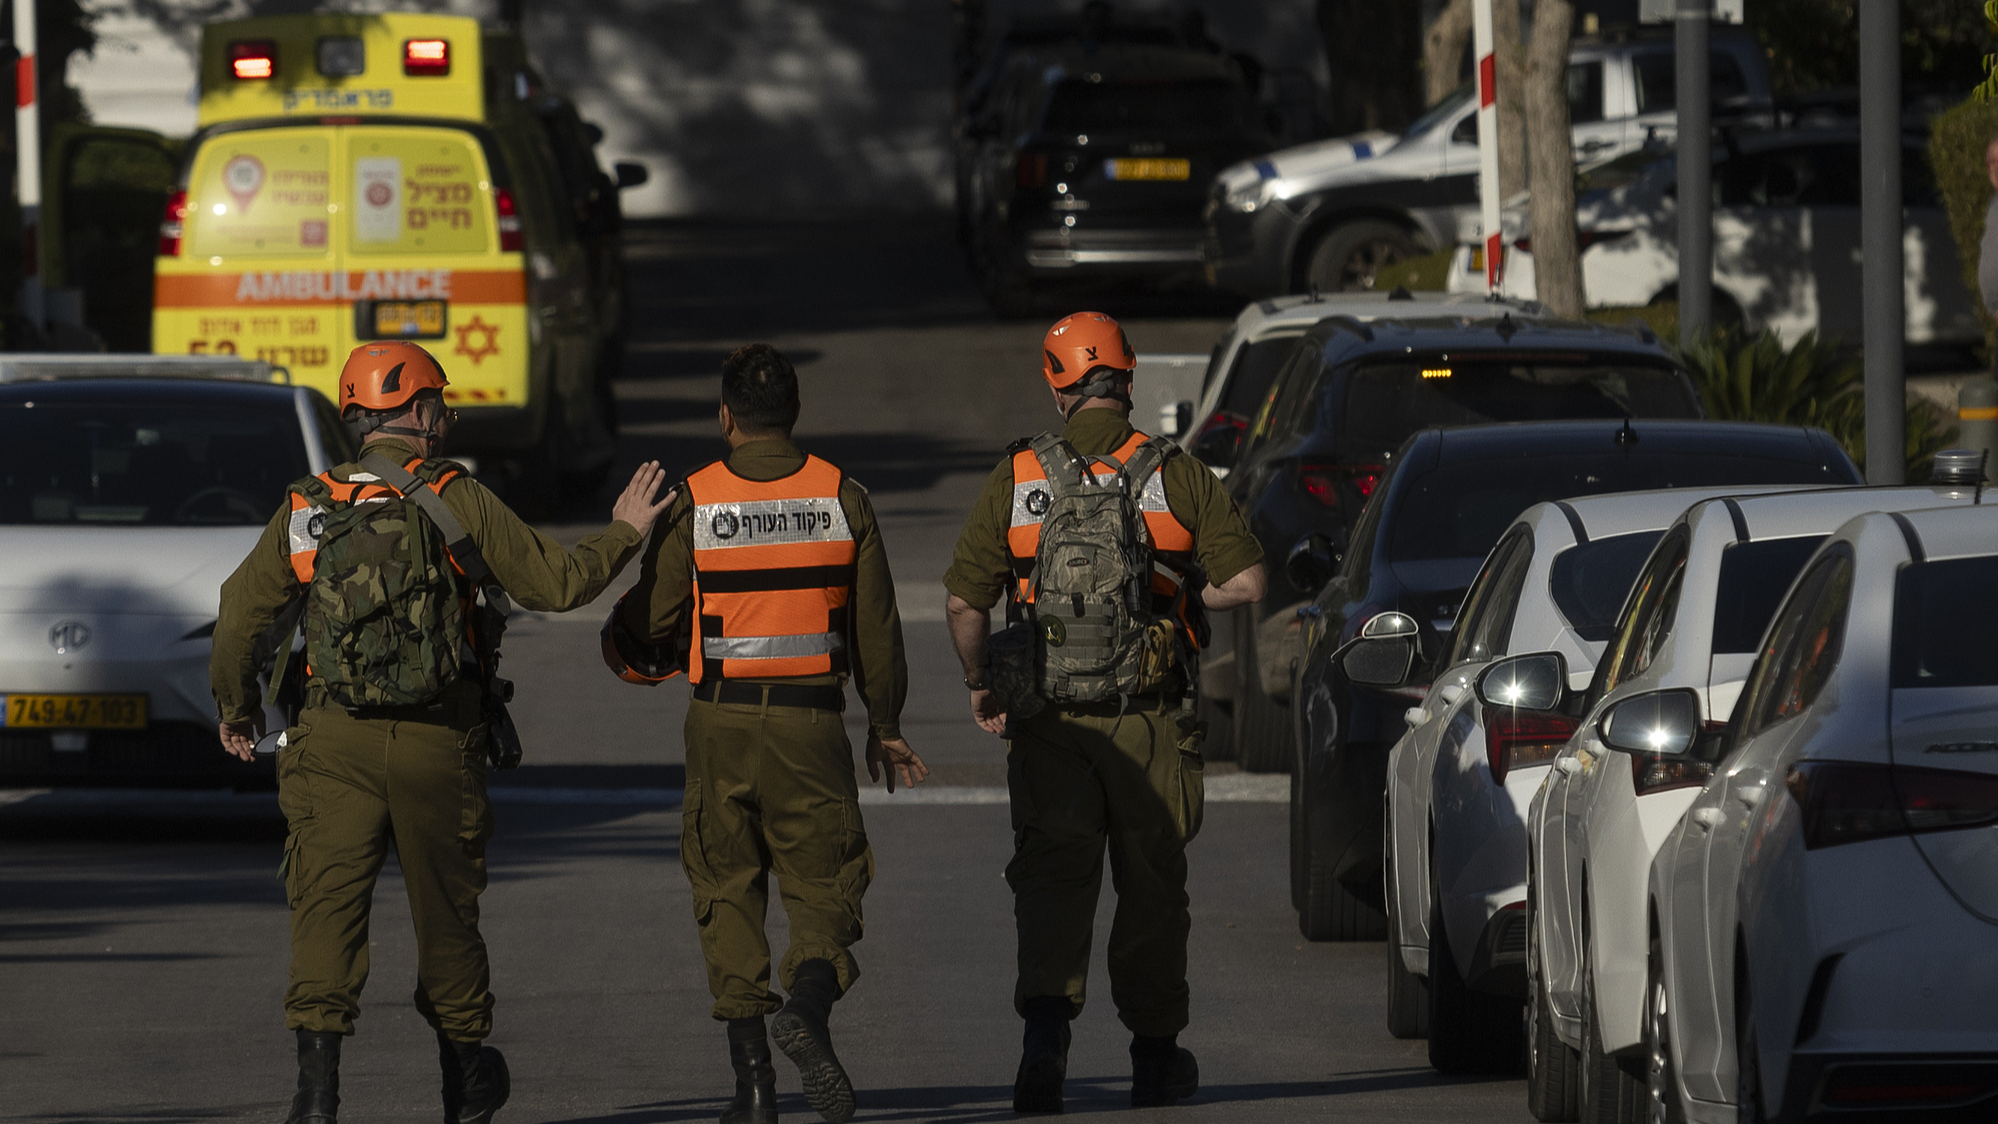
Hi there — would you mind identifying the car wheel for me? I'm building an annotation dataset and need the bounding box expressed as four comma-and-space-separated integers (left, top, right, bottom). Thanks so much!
1644, 933, 1684, 1124
1297, 769, 1387, 941
1384, 829, 1430, 1039
1580, 948, 1646, 1124
1528, 890, 1581, 1121
1305, 220, 1417, 294
1428, 881, 1523, 1073
1234, 635, 1290, 774
1735, 972, 1766, 1124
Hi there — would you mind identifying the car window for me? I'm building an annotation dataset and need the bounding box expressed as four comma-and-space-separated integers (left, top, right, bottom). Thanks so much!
63, 133, 178, 354
0, 398, 309, 525
1717, 144, 1860, 208
346, 127, 493, 255
1547, 529, 1664, 643
1337, 469, 1391, 591
1709, 535, 1827, 653
1891, 555, 1998, 688
311, 394, 355, 464
1633, 50, 1748, 113
1587, 530, 1688, 709
1221, 336, 1305, 417
1568, 61, 1605, 125
1341, 358, 1700, 451
1446, 527, 1533, 667
1244, 343, 1324, 458
1042, 78, 1256, 134
1734, 549, 1852, 739
184, 129, 332, 259
1407, 84, 1473, 142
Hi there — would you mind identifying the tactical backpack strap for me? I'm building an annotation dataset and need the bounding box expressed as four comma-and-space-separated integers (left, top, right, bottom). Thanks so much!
360, 453, 491, 587
1123, 435, 1174, 486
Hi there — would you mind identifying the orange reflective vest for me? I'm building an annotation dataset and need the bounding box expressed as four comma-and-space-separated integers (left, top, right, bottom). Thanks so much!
1006, 430, 1202, 646
284, 457, 468, 584
686, 455, 856, 684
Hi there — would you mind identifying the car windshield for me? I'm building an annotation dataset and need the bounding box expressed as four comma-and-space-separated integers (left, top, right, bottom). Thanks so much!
1388, 456, 1834, 564
1043, 78, 1255, 134
1710, 536, 1827, 654
1220, 336, 1301, 416
1892, 556, 1998, 688
1402, 84, 1471, 141
0, 399, 308, 526
1548, 530, 1664, 643
1342, 358, 1699, 452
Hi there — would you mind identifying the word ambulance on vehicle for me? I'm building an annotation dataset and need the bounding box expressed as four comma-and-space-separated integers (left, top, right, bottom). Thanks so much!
153, 13, 637, 503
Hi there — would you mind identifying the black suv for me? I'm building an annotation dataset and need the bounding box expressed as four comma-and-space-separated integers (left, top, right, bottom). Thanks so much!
1286, 420, 1861, 938
959, 41, 1271, 314
1221, 313, 1706, 772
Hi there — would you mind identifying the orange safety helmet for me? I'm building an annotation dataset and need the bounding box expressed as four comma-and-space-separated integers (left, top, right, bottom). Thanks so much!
338, 341, 450, 417
1041, 311, 1136, 392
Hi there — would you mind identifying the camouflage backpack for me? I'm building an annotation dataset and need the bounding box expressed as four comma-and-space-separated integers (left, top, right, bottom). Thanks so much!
1021, 434, 1186, 705
288, 455, 480, 708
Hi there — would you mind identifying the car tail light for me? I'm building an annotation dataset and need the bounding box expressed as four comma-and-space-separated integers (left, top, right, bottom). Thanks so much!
494, 188, 523, 252
229, 40, 277, 80
1297, 462, 1384, 509
1787, 761, 1998, 850
1016, 153, 1048, 189
1484, 706, 1578, 785
1820, 1062, 1998, 1108
1632, 754, 1714, 796
1514, 229, 1631, 255
158, 190, 188, 257
404, 38, 450, 76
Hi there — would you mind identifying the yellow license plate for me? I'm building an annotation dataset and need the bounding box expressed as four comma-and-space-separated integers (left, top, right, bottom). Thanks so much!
1106, 158, 1190, 181
2, 694, 147, 729
370, 300, 448, 339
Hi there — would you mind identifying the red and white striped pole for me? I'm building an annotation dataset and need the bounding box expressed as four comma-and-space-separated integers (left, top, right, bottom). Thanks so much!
13, 0, 40, 328
1473, 0, 1501, 292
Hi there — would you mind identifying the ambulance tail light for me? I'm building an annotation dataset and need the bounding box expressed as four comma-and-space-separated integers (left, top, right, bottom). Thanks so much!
159, 190, 188, 257
404, 39, 450, 77
494, 188, 523, 252
228, 40, 277, 81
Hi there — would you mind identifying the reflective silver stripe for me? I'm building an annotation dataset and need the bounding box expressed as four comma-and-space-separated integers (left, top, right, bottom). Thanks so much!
1009, 470, 1167, 527
694, 496, 852, 551
287, 504, 325, 556
702, 632, 846, 660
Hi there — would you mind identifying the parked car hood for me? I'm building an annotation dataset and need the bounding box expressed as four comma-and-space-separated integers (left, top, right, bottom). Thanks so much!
0, 526, 265, 618
1219, 128, 1404, 197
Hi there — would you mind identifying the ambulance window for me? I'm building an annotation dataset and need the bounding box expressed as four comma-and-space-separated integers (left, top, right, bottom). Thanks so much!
185, 132, 332, 258
345, 130, 491, 255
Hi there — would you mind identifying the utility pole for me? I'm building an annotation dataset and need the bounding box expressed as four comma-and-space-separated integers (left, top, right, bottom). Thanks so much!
1859, 0, 1904, 484
1473, 0, 1501, 292
1674, 0, 1709, 345
13, 0, 40, 332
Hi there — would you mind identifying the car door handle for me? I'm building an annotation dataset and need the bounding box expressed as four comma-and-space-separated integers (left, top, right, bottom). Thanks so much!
1439, 685, 1465, 705
1405, 707, 1430, 728
1578, 139, 1613, 153
1557, 757, 1582, 775
1691, 807, 1724, 830
1736, 785, 1766, 808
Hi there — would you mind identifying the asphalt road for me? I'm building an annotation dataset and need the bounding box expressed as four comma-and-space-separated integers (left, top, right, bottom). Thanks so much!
0, 218, 1531, 1123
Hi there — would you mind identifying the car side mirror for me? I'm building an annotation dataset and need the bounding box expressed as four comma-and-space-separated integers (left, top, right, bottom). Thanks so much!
614, 162, 649, 189
1598, 688, 1702, 757
1339, 611, 1419, 686
1474, 651, 1568, 713
1285, 533, 1338, 595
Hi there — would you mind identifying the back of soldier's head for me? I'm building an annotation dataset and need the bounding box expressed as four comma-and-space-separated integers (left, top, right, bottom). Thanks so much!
721, 344, 801, 435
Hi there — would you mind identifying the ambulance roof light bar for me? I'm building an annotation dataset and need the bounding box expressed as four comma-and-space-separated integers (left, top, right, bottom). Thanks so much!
229, 40, 277, 81
404, 39, 449, 77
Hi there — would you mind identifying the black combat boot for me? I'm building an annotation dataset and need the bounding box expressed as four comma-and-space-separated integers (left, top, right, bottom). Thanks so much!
721, 1017, 778, 1124
770, 959, 854, 1124
1012, 997, 1071, 1115
284, 1030, 340, 1124
1128, 1034, 1198, 1108
438, 1033, 511, 1124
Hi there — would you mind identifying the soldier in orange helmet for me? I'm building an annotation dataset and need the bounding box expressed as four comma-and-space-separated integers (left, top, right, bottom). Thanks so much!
212, 341, 675, 1124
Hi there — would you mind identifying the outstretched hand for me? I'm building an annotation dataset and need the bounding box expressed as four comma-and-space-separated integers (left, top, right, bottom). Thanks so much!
866, 733, 930, 793
612, 461, 676, 537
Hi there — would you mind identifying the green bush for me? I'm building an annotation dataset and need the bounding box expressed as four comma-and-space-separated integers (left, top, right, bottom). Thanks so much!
1371, 247, 1454, 292
1674, 327, 1956, 480
1926, 95, 1998, 348
1588, 301, 1677, 340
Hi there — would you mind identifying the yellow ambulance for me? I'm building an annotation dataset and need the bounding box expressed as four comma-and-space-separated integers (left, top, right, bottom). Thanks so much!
152, 13, 623, 504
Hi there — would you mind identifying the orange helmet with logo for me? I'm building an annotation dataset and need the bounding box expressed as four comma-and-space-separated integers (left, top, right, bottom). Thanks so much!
338, 341, 450, 417
1041, 311, 1136, 392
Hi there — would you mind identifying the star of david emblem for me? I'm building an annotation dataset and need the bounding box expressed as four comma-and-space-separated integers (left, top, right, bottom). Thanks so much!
453, 315, 502, 366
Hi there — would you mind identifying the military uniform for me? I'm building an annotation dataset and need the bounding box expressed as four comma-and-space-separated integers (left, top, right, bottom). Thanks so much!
944, 407, 1262, 1036
620, 436, 906, 1019
212, 436, 644, 1042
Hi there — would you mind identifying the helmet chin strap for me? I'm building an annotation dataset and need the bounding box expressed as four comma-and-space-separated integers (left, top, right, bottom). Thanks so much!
1059, 371, 1134, 419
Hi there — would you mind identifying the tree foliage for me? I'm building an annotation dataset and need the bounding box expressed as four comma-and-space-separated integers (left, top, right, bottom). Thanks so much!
1925, 94, 1998, 345
1746, 0, 1988, 96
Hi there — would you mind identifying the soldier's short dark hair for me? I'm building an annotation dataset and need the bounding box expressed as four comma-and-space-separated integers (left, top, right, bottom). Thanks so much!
720, 344, 801, 432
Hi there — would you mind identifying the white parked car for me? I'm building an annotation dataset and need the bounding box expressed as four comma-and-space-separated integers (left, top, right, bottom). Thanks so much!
1505, 482, 1986, 1122
1384, 485, 1792, 1073
1445, 126, 1981, 350
0, 357, 350, 786
1642, 500, 1998, 1124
